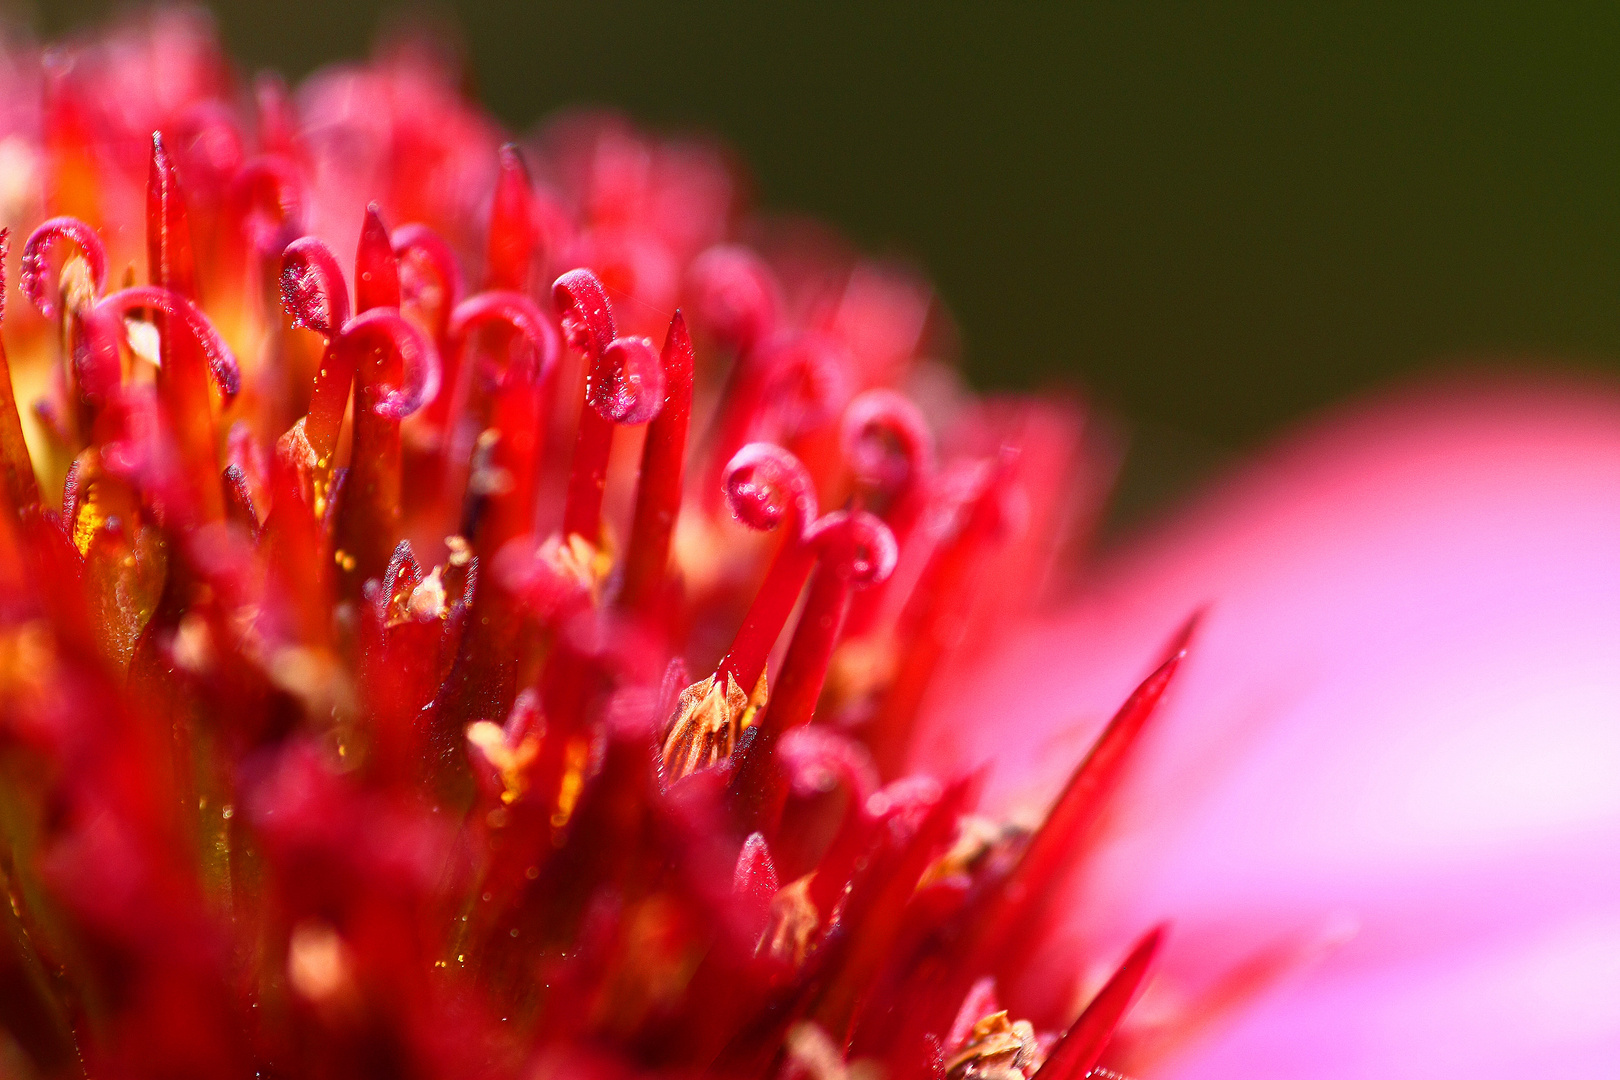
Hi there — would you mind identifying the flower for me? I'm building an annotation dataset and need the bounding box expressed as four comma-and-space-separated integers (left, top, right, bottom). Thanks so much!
0, 9, 1157, 1080
916, 376, 1620, 1078
0, 10, 1610, 1080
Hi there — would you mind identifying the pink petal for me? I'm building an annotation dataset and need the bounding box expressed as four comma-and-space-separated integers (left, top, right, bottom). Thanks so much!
914, 375, 1620, 1079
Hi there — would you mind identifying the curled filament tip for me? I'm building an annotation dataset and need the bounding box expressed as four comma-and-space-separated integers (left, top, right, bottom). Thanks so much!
729, 510, 895, 829
755, 333, 851, 440
355, 203, 401, 313
447, 291, 560, 386
552, 267, 617, 358
841, 389, 935, 510
280, 237, 350, 336
334, 308, 441, 419
21, 217, 108, 320
723, 442, 819, 535
553, 267, 622, 541
807, 509, 898, 588
487, 143, 536, 291
393, 223, 464, 339
589, 337, 665, 425
713, 443, 822, 692
81, 286, 242, 406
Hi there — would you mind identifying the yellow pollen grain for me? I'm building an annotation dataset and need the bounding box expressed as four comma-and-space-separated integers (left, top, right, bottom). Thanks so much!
69, 474, 109, 556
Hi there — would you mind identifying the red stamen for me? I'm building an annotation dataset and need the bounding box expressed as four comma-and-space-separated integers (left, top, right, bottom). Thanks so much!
731, 510, 896, 832
840, 389, 934, 635
620, 309, 694, 616
354, 203, 401, 314
551, 267, 617, 357
781, 727, 884, 892
221, 463, 258, 535
149, 133, 222, 523
79, 286, 240, 412
262, 437, 332, 646
331, 308, 439, 583
363, 539, 473, 784
445, 290, 560, 551
487, 144, 536, 291
842, 390, 934, 526
944, 977, 1002, 1057
587, 336, 666, 426
147, 133, 198, 300
20, 217, 108, 321
393, 223, 465, 506
446, 291, 560, 387
1035, 927, 1165, 1080
759, 334, 852, 446
571, 334, 665, 544
279, 235, 351, 339
552, 268, 619, 542
714, 443, 820, 692
392, 222, 464, 350
21, 215, 109, 442
230, 159, 305, 434
278, 219, 438, 575
528, 617, 631, 830
378, 539, 425, 612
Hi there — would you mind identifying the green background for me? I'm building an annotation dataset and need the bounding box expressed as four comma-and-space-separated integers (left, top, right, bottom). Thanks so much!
28, 2, 1620, 523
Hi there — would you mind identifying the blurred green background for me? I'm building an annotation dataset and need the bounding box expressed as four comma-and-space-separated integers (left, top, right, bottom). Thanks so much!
27, 2, 1620, 522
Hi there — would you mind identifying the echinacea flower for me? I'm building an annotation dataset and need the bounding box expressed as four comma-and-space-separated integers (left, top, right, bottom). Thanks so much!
0, 9, 1612, 1080
0, 10, 1147, 1080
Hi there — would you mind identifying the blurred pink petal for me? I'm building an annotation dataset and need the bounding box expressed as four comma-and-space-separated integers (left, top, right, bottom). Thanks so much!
914, 374, 1620, 1079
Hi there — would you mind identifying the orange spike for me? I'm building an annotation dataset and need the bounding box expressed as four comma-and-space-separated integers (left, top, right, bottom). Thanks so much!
355, 203, 401, 313
486, 144, 535, 291
147, 133, 220, 522
1036, 926, 1166, 1080
620, 310, 694, 615
147, 133, 198, 300
968, 616, 1195, 979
